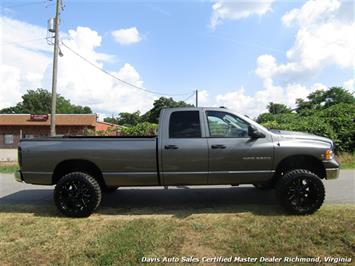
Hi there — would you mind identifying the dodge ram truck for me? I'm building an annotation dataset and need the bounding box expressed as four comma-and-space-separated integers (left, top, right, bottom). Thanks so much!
15, 107, 339, 217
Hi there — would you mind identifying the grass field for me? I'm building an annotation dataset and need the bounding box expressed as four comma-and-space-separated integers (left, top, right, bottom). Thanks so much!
0, 204, 354, 265
336, 153, 355, 169
0, 162, 18, 173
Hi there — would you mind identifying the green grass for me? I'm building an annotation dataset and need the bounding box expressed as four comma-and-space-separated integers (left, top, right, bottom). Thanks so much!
337, 152, 355, 169
0, 163, 18, 173
0, 204, 354, 265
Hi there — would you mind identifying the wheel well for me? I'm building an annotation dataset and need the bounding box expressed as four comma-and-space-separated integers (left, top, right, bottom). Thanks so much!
52, 159, 105, 188
274, 155, 326, 182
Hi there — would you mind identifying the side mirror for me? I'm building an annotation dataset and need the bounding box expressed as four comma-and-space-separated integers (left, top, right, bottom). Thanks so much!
248, 125, 265, 139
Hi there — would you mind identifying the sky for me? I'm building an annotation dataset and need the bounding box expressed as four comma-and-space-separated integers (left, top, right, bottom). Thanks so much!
0, 0, 354, 119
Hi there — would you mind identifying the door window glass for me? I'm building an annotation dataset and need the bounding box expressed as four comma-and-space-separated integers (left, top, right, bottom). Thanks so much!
206, 111, 249, 138
169, 111, 201, 138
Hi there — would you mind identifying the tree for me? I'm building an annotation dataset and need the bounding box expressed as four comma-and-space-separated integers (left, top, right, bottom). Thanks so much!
296, 87, 354, 114
120, 122, 158, 136
0, 88, 92, 114
118, 111, 141, 126
142, 97, 193, 123
104, 111, 141, 126
318, 103, 355, 152
257, 103, 292, 123
267, 102, 292, 114
258, 87, 355, 152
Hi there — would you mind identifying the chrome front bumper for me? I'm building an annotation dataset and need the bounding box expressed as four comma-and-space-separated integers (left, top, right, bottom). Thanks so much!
15, 170, 23, 182
325, 168, 340, 180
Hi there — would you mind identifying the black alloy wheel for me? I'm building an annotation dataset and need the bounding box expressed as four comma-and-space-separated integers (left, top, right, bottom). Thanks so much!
54, 172, 102, 217
276, 169, 325, 215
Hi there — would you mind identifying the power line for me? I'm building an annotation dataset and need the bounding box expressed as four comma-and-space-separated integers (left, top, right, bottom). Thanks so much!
61, 41, 192, 97
182, 91, 196, 102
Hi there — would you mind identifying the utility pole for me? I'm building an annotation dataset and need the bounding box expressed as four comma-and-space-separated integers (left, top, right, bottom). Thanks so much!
50, 0, 61, 136
195, 89, 198, 107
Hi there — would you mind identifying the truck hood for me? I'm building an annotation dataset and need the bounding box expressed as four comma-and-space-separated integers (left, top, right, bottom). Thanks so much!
270, 129, 333, 146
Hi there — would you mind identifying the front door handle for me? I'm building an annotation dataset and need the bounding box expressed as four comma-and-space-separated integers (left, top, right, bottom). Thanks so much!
211, 144, 226, 149
165, 145, 179, 150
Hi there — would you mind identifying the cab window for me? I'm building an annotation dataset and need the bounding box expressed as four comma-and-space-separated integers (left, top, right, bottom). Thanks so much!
169, 111, 201, 138
206, 111, 249, 138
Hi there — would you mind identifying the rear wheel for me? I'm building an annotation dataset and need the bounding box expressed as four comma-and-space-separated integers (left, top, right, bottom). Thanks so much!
54, 172, 102, 217
275, 169, 325, 215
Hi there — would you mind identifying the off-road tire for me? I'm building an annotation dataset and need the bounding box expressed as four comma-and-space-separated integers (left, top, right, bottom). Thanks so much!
54, 172, 102, 217
275, 169, 325, 215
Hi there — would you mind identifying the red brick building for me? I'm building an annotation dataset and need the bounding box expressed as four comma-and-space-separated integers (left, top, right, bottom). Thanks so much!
0, 114, 97, 148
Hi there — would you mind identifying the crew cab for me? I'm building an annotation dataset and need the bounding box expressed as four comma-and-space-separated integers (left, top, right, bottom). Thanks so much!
16, 107, 339, 217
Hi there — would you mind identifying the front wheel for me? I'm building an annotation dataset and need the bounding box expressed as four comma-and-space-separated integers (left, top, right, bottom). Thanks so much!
54, 172, 102, 217
275, 169, 325, 215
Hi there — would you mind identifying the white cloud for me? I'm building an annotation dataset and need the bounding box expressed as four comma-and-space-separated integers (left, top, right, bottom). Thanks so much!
0, 65, 22, 108
257, 0, 355, 83
112, 27, 142, 45
0, 17, 153, 117
51, 27, 153, 116
215, 80, 323, 118
344, 79, 354, 93
216, 0, 354, 118
198, 90, 209, 104
0, 16, 51, 108
210, 0, 275, 28
281, 0, 340, 27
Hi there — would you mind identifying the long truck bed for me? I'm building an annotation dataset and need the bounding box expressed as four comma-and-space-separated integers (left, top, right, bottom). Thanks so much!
19, 137, 160, 186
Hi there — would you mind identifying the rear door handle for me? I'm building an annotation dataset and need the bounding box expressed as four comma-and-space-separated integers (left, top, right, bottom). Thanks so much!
165, 145, 179, 150
211, 144, 226, 149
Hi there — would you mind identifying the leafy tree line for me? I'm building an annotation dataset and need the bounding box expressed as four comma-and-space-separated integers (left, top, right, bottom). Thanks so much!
0, 89, 92, 114
257, 87, 354, 152
104, 97, 193, 126
1, 87, 353, 152
104, 97, 193, 136
107, 87, 354, 152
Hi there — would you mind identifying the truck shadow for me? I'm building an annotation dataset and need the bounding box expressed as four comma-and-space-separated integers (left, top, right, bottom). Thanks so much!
0, 187, 284, 217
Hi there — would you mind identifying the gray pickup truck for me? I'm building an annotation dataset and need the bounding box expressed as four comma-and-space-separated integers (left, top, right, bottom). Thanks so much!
16, 107, 339, 217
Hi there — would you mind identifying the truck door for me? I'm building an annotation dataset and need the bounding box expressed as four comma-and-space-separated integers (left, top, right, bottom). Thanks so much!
160, 110, 208, 185
206, 110, 274, 184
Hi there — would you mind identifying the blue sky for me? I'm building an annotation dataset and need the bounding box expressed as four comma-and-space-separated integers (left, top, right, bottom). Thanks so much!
1, 0, 354, 118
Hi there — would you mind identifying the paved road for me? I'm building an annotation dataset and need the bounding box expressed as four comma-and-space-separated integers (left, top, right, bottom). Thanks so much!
0, 171, 354, 210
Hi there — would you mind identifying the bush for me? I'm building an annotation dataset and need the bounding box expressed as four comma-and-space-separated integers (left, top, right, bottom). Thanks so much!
120, 122, 158, 136
318, 103, 355, 152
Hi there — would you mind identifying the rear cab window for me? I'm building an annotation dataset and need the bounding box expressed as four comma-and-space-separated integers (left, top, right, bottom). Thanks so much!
169, 111, 201, 138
